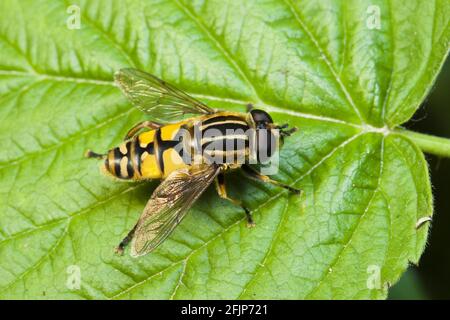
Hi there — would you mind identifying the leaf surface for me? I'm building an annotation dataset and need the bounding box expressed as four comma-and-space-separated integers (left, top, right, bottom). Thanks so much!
0, 0, 448, 299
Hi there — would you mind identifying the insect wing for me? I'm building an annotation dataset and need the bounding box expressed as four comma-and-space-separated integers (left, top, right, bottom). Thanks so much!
115, 68, 215, 122
131, 164, 220, 257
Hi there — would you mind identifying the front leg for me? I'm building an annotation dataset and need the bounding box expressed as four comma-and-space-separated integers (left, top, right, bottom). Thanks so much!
242, 165, 301, 195
215, 173, 255, 227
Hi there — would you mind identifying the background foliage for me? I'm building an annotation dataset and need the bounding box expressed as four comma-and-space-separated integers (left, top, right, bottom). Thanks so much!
0, 0, 448, 299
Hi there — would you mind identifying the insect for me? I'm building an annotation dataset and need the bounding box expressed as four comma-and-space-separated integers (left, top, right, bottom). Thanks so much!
86, 68, 300, 257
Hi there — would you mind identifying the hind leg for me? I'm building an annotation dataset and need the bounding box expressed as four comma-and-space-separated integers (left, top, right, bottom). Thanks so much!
115, 223, 138, 255
124, 120, 162, 140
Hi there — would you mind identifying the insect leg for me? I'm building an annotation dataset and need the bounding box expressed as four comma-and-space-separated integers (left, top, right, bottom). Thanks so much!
124, 120, 162, 140
246, 103, 254, 112
242, 165, 301, 195
115, 223, 138, 255
85, 150, 106, 159
215, 173, 255, 227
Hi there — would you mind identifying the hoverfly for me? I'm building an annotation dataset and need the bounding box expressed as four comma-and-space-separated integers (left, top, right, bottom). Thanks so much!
86, 68, 300, 257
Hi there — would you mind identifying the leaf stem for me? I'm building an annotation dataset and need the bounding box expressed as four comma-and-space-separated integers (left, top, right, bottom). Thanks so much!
396, 129, 450, 158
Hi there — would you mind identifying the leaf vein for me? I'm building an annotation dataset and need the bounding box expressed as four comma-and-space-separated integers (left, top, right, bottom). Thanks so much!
304, 137, 385, 299
172, 0, 259, 101
283, 0, 365, 124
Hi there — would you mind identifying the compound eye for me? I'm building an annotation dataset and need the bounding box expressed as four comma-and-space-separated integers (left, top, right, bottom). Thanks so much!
251, 109, 273, 124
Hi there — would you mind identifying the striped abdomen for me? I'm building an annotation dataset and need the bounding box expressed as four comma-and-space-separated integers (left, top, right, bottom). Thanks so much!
104, 137, 152, 180
104, 126, 184, 180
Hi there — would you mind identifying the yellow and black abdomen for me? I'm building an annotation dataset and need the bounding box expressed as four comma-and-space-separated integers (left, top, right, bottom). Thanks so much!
104, 124, 190, 180
103, 128, 159, 180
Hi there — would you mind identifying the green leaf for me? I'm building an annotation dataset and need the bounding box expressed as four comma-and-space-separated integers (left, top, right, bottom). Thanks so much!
0, 0, 448, 299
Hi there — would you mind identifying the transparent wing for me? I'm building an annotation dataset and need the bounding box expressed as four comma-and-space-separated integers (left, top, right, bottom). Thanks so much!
114, 68, 215, 122
130, 164, 220, 257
